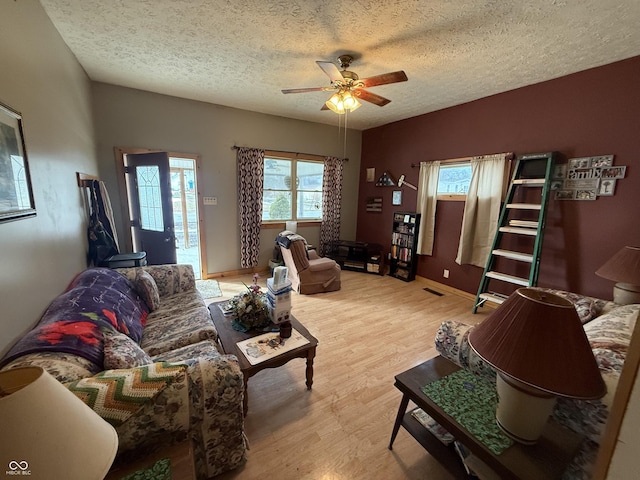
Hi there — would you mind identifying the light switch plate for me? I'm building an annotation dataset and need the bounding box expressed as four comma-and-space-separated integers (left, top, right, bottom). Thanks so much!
203, 196, 217, 205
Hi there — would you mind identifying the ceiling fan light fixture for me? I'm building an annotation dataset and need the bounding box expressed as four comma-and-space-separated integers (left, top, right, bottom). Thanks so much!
325, 90, 361, 115
325, 92, 345, 114
342, 91, 361, 111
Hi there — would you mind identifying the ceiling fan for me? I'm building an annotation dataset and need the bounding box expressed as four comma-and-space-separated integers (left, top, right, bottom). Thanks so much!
281, 55, 408, 114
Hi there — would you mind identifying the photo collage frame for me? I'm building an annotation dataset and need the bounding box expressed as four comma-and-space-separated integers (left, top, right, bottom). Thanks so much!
551, 155, 626, 200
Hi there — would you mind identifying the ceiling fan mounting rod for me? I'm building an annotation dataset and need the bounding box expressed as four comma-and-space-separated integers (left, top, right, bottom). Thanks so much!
337, 54, 354, 70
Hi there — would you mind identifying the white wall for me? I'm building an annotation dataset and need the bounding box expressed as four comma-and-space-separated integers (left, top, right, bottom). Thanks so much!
607, 354, 640, 478
0, 1, 97, 355
91, 83, 362, 274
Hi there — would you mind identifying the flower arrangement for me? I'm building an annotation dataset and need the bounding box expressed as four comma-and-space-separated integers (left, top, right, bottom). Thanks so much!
228, 274, 270, 331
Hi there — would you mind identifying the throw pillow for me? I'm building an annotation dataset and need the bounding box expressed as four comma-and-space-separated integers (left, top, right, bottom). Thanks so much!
136, 269, 160, 311
66, 362, 187, 426
533, 288, 597, 324
103, 330, 152, 369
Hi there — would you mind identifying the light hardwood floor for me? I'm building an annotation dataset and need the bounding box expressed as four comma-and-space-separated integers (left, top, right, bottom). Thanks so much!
212, 270, 491, 480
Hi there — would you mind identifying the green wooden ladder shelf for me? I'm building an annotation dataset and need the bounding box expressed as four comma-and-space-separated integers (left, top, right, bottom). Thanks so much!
473, 152, 556, 313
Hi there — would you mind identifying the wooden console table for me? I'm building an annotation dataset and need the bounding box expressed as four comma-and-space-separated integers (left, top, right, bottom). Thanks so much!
327, 240, 384, 275
389, 356, 582, 479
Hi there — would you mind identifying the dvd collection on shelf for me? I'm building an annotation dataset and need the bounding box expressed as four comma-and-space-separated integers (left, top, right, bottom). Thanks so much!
389, 212, 421, 282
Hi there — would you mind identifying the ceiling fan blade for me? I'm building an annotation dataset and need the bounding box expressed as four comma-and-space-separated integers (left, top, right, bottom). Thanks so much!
355, 89, 391, 107
316, 61, 344, 83
320, 103, 329, 111
282, 87, 327, 94
360, 71, 408, 88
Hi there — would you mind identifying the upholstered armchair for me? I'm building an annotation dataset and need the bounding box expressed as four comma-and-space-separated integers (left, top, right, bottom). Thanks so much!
276, 232, 341, 294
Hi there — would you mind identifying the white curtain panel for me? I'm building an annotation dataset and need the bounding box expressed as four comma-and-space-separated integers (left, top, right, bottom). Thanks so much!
455, 154, 508, 267
416, 161, 441, 255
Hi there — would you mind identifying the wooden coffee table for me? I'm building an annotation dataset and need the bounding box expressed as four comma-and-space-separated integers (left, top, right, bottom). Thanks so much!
208, 301, 318, 416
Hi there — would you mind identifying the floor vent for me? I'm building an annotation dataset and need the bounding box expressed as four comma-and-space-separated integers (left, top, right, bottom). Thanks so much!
423, 287, 444, 296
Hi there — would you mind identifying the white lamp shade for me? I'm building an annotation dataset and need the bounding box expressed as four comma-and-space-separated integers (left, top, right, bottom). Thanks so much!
0, 367, 118, 479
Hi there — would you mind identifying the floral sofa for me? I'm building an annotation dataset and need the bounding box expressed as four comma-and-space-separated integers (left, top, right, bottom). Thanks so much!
0, 264, 246, 479
434, 288, 639, 479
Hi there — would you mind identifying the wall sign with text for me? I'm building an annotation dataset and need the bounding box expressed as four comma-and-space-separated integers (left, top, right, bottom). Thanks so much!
551, 155, 626, 200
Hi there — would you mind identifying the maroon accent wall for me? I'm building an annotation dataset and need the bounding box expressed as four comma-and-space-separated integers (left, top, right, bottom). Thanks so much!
358, 56, 640, 300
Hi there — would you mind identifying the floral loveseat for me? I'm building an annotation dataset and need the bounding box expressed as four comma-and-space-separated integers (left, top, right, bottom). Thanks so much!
0, 264, 246, 479
434, 288, 639, 479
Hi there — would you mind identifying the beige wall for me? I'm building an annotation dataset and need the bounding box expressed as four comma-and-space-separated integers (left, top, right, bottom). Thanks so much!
0, 1, 97, 355
91, 83, 361, 275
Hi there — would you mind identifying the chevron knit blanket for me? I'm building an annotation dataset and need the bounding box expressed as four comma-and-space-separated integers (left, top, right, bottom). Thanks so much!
66, 362, 186, 426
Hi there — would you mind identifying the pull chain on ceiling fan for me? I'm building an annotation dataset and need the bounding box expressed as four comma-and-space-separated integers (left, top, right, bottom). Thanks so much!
281, 54, 408, 114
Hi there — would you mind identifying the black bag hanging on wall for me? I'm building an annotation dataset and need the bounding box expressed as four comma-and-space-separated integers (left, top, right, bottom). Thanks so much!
87, 180, 119, 266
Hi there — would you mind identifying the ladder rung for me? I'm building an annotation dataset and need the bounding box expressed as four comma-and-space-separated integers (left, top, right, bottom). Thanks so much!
486, 271, 530, 286
499, 226, 538, 236
513, 178, 546, 185
506, 203, 542, 210
509, 220, 539, 228
492, 249, 533, 262
478, 292, 508, 305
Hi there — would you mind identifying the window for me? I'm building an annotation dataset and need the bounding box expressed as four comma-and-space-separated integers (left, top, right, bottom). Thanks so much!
437, 163, 472, 196
262, 155, 324, 222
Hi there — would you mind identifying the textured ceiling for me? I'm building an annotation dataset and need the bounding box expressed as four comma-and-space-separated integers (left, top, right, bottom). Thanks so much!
40, 0, 640, 131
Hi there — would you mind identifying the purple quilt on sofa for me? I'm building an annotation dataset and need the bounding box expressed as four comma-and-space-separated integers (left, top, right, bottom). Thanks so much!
1, 268, 149, 368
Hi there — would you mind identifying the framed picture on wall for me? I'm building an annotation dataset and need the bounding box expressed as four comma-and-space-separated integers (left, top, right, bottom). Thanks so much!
0, 102, 36, 223
392, 190, 402, 205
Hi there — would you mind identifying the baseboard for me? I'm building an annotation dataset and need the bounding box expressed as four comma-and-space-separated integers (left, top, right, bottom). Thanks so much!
416, 276, 498, 310
204, 266, 270, 280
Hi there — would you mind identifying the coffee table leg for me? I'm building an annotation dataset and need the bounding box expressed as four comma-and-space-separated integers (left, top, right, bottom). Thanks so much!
305, 347, 316, 390
389, 393, 410, 450
243, 376, 249, 416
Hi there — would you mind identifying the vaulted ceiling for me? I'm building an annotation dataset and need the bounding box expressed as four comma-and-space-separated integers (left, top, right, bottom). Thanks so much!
40, 0, 640, 131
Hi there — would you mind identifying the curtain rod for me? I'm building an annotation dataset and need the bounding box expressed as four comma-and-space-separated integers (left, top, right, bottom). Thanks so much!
410, 152, 514, 167
232, 145, 348, 162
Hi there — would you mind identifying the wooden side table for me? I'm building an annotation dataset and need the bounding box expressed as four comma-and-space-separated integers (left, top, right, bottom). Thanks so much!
389, 356, 582, 479
105, 441, 196, 480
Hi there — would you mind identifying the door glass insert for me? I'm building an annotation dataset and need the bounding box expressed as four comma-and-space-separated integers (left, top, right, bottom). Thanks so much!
136, 165, 164, 231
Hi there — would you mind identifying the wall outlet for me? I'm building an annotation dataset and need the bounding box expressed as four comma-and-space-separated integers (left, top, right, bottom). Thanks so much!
443, 269, 450, 278
203, 196, 217, 205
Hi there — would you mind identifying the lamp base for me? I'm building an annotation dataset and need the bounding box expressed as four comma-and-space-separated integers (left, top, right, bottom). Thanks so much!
613, 283, 640, 305
495, 373, 556, 445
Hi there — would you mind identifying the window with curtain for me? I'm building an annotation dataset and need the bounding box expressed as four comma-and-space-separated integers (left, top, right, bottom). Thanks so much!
437, 163, 472, 196
262, 155, 324, 222
455, 153, 510, 267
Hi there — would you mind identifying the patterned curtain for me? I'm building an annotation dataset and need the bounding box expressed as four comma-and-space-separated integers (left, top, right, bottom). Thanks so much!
319, 156, 344, 256
455, 153, 508, 267
415, 161, 441, 255
237, 147, 265, 268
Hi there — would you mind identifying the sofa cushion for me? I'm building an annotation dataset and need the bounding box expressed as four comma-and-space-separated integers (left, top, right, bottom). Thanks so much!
140, 290, 218, 356
0, 268, 149, 368
151, 340, 222, 364
117, 264, 196, 298
584, 303, 639, 353
1, 351, 100, 384
135, 269, 161, 311
532, 288, 597, 324
103, 331, 153, 369
66, 362, 187, 427
553, 304, 639, 444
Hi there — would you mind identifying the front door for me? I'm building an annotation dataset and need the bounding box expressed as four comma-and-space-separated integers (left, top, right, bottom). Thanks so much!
125, 152, 177, 265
